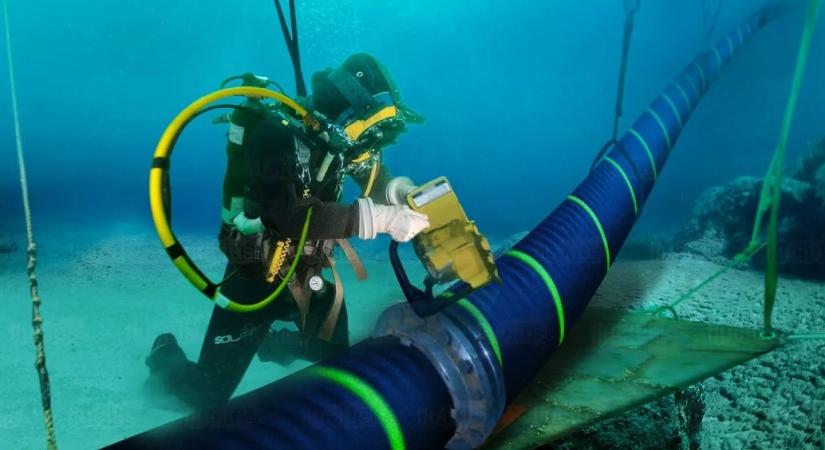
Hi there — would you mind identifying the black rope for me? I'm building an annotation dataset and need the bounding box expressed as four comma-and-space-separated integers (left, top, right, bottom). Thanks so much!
592, 1, 640, 170
702, 0, 725, 49
612, 3, 638, 142
274, 0, 307, 97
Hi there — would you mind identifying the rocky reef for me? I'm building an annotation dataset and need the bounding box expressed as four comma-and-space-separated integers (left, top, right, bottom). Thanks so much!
547, 386, 705, 450
674, 139, 825, 279
504, 140, 825, 449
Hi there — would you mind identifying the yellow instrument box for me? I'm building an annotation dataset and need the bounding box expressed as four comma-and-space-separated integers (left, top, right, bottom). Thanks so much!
406, 177, 500, 290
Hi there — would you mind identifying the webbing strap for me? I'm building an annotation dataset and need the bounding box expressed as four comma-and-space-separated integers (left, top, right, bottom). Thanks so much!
318, 255, 345, 341
3, 1, 58, 448
763, 0, 822, 336
645, 243, 764, 317
328, 65, 379, 118
645, 0, 823, 337
787, 333, 825, 341
750, 156, 776, 246
336, 238, 368, 280
308, 366, 406, 450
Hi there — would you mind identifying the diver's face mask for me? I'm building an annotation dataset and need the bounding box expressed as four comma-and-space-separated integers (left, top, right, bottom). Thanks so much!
332, 91, 408, 170
316, 57, 423, 174
336, 92, 406, 146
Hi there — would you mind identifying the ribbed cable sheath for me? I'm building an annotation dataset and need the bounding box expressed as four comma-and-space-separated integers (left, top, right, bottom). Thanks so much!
110, 9, 771, 449
478, 10, 768, 398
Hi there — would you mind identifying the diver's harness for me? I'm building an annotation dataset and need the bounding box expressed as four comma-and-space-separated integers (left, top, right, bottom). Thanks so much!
151, 87, 325, 306
151, 0, 499, 328
150, 80, 384, 341
216, 97, 371, 339
151, 83, 499, 327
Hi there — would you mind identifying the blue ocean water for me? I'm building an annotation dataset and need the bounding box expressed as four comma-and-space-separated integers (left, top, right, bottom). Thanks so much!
0, 0, 822, 237
1, 1, 825, 449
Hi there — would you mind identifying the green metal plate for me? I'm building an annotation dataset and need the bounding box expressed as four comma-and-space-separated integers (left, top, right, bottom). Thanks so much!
484, 308, 782, 450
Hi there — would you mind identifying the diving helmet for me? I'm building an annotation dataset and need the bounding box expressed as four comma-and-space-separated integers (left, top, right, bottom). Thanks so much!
310, 53, 424, 162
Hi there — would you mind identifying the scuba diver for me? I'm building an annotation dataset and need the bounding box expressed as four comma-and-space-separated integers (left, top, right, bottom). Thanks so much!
144, 53, 430, 409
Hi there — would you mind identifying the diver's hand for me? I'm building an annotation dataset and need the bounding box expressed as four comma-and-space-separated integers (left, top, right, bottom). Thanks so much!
357, 197, 429, 242
232, 214, 265, 235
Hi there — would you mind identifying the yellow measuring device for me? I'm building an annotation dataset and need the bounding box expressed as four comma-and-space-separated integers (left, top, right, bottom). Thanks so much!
406, 177, 500, 290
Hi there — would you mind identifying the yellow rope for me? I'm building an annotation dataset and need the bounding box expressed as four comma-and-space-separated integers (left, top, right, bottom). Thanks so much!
3, 1, 58, 448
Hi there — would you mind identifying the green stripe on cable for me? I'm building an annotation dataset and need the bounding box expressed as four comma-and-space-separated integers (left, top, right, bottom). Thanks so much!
673, 83, 692, 109
646, 107, 672, 150
627, 128, 659, 180
692, 61, 707, 91
504, 249, 566, 343
683, 73, 700, 99
567, 195, 612, 271
712, 47, 723, 70
457, 299, 503, 367
661, 93, 683, 128
308, 366, 406, 450
603, 156, 639, 215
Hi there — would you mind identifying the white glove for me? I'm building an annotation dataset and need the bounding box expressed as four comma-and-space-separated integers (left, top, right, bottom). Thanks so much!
356, 197, 430, 242
232, 213, 265, 235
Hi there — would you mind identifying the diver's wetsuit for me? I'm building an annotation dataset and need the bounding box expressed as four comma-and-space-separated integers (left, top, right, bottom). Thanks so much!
147, 112, 393, 409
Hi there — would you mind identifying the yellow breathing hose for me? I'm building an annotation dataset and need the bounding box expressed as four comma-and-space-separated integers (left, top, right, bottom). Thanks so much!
362, 152, 381, 198
149, 87, 313, 312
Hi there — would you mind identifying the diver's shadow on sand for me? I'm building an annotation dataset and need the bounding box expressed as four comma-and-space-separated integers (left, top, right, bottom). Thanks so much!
142, 375, 192, 413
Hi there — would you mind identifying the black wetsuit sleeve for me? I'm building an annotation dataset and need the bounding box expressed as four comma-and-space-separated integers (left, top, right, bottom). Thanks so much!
259, 182, 360, 240
245, 116, 360, 240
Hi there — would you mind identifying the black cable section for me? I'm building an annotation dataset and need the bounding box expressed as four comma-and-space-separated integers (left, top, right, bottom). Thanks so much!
592, 2, 639, 171
274, 0, 308, 97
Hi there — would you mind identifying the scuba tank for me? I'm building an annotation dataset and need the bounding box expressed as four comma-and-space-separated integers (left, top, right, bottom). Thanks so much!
217, 73, 281, 221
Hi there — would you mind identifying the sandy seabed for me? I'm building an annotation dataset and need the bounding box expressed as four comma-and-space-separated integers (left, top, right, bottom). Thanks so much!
0, 230, 823, 449
587, 253, 825, 449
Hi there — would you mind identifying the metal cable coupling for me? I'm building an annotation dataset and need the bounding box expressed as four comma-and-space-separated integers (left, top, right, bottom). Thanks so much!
373, 302, 506, 450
